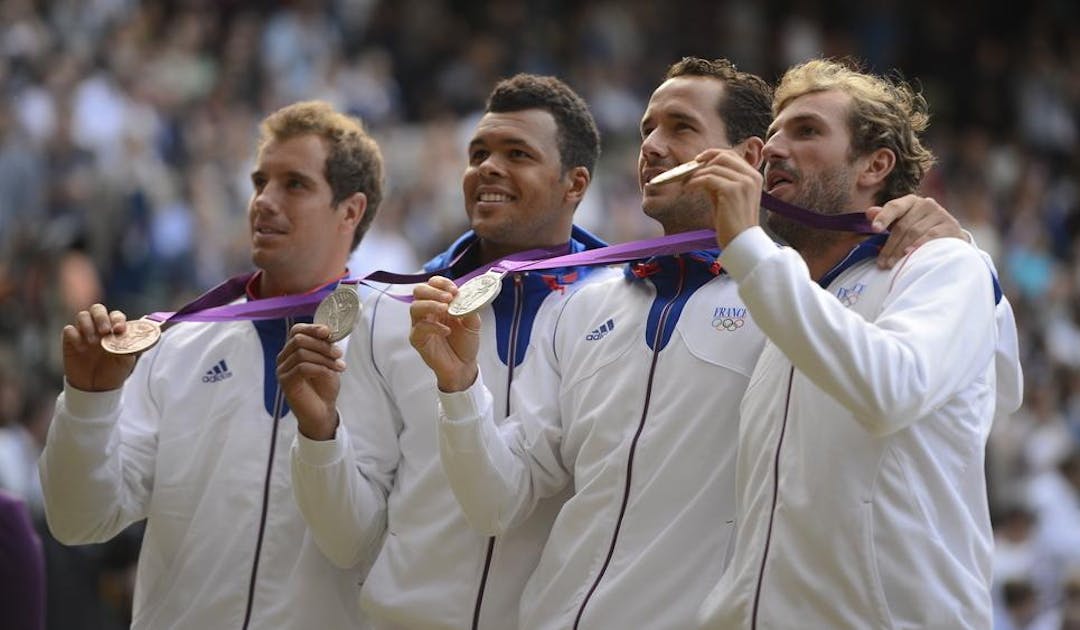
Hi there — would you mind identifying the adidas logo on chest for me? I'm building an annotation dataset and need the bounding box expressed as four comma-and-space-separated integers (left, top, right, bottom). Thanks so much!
586, 318, 615, 341
202, 359, 233, 383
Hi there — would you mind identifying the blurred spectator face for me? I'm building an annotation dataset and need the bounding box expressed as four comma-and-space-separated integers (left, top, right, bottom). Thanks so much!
639, 76, 732, 230
463, 109, 576, 252
1002, 579, 1040, 628
248, 134, 354, 294
1064, 574, 1080, 628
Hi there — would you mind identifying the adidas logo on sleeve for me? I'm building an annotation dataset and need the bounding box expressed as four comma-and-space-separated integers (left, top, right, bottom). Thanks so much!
586, 318, 615, 341
202, 359, 234, 383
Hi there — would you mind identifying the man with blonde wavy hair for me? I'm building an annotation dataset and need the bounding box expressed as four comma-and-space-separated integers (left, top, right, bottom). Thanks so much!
688, 58, 1022, 628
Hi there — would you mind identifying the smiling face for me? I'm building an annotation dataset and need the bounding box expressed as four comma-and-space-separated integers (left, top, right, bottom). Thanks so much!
248, 133, 359, 296
463, 109, 581, 261
638, 76, 733, 234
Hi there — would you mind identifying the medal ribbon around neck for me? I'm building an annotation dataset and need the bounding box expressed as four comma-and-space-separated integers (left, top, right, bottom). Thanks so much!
113, 165, 878, 338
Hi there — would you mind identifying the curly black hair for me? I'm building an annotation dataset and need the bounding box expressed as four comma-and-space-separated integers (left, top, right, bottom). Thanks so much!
485, 74, 600, 175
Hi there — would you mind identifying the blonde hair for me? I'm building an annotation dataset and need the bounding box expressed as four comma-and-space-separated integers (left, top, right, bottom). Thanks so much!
259, 100, 384, 249
774, 59, 935, 204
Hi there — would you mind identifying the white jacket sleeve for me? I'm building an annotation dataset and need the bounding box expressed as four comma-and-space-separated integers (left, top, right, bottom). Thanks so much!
38, 351, 160, 544
723, 227, 998, 436
291, 306, 399, 570
964, 233, 1024, 420
992, 295, 1023, 420
437, 314, 571, 536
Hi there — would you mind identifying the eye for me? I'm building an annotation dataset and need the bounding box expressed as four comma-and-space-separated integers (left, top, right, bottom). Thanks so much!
509, 149, 532, 160
640, 125, 654, 139
469, 149, 489, 165
287, 178, 305, 190
675, 122, 695, 133
251, 175, 266, 192
798, 125, 818, 137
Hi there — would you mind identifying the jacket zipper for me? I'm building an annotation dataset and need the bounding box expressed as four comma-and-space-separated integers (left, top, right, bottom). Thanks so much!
573, 258, 687, 629
241, 316, 292, 630
750, 365, 796, 629
472, 275, 525, 629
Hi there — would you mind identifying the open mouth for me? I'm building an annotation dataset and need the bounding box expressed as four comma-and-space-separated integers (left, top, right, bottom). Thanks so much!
765, 170, 795, 194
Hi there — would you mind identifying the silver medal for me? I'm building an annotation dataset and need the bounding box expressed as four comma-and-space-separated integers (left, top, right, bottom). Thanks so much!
314, 285, 361, 342
448, 270, 505, 317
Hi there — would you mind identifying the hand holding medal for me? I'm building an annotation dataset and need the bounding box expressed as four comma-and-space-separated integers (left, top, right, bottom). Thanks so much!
100, 319, 162, 355
447, 270, 505, 318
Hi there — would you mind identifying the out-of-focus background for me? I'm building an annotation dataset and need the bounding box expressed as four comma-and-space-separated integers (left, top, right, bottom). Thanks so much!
0, 0, 1076, 628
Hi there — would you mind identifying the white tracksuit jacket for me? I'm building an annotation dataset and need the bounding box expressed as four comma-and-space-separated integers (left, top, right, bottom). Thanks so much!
699, 228, 1023, 630
438, 251, 767, 629
39, 310, 370, 629
290, 227, 614, 629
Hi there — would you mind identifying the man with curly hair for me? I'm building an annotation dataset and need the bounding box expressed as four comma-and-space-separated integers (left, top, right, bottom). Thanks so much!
695, 58, 1023, 629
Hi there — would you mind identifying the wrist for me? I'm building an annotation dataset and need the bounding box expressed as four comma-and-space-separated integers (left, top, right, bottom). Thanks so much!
297, 411, 339, 441
437, 364, 478, 393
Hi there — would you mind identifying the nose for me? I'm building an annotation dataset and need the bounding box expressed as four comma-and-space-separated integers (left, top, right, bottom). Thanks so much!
763, 135, 788, 162
640, 129, 667, 163
251, 183, 278, 215
477, 153, 505, 179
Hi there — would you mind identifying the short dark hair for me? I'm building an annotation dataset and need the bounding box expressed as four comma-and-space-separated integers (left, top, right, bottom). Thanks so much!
485, 74, 600, 175
665, 57, 773, 146
258, 100, 384, 251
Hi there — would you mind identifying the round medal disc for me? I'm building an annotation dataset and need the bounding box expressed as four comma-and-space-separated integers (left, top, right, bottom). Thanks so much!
314, 285, 361, 343
100, 318, 162, 355
448, 271, 505, 318
648, 160, 703, 186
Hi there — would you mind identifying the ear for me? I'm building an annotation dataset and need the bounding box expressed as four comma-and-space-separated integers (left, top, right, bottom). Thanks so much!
562, 166, 591, 207
338, 192, 367, 232
857, 148, 895, 190
737, 136, 765, 170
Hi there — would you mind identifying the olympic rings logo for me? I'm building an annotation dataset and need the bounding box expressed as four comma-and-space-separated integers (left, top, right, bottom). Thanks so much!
711, 317, 745, 332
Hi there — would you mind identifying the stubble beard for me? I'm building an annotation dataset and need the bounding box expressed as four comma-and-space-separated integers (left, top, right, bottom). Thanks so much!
644, 187, 714, 235
766, 165, 855, 257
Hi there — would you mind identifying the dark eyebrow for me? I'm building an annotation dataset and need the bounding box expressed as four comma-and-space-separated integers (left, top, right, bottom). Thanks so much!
667, 111, 702, 126
285, 170, 317, 186
468, 136, 539, 153
641, 110, 702, 131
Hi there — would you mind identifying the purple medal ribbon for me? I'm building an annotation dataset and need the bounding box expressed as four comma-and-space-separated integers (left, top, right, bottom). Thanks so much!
445, 192, 876, 278
473, 229, 719, 277
760, 191, 876, 234
145, 192, 875, 322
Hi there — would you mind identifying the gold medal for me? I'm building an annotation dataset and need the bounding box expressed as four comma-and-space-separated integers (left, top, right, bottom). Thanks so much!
648, 160, 703, 186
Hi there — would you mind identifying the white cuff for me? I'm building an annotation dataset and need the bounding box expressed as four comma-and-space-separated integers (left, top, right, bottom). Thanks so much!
293, 422, 348, 466
61, 381, 123, 420
720, 226, 778, 283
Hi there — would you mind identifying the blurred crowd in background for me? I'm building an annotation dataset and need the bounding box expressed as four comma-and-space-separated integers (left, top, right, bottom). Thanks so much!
0, 0, 1077, 628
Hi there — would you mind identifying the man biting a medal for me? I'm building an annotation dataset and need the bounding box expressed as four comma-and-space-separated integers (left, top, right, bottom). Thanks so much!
39, 101, 383, 629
